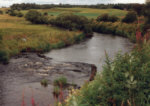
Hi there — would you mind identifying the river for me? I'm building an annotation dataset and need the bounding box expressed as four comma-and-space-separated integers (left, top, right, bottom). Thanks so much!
0, 33, 133, 106
45, 33, 133, 71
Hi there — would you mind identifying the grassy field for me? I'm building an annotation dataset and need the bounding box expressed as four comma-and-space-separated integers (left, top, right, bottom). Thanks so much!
21, 8, 127, 18
0, 7, 127, 62
0, 14, 82, 59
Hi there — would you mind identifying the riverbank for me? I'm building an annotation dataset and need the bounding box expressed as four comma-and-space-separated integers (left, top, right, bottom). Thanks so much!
0, 14, 90, 63
92, 21, 138, 42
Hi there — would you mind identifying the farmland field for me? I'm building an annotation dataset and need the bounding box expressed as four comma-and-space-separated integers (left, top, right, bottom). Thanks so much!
21, 8, 127, 18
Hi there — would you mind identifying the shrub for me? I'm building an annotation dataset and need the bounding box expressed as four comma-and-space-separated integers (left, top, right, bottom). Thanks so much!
97, 14, 118, 22
40, 79, 48, 87
9, 10, 18, 16
53, 86, 61, 98
0, 50, 9, 64
108, 15, 119, 22
65, 44, 150, 106
49, 13, 92, 34
17, 12, 23, 17
0, 10, 3, 14
97, 13, 109, 22
43, 12, 48, 16
25, 10, 48, 24
122, 11, 137, 23
92, 21, 137, 42
53, 76, 67, 87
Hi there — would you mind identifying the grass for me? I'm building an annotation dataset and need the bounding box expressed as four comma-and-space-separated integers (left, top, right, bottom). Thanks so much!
0, 14, 82, 59
20, 8, 127, 19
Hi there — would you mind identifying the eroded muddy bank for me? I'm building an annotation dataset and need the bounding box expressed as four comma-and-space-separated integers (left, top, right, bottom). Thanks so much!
0, 53, 95, 106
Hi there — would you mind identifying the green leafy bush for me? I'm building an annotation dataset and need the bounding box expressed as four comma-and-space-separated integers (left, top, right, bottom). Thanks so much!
65, 44, 150, 106
25, 10, 48, 24
54, 76, 67, 87
97, 13, 109, 22
0, 50, 9, 64
49, 13, 92, 34
9, 10, 18, 16
17, 12, 23, 17
122, 11, 137, 23
97, 14, 119, 22
41, 79, 48, 87
0, 10, 3, 14
92, 21, 137, 42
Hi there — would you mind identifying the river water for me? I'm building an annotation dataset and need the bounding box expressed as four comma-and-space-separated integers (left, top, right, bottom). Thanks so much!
0, 33, 133, 106
45, 33, 133, 71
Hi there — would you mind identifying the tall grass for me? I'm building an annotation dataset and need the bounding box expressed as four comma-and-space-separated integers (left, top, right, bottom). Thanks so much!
0, 14, 84, 63
92, 21, 138, 42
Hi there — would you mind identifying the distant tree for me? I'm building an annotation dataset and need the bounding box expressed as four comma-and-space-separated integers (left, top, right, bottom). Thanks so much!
49, 13, 92, 34
132, 4, 144, 16
25, 10, 48, 24
142, 2, 150, 32
122, 11, 137, 23
144, 2, 150, 24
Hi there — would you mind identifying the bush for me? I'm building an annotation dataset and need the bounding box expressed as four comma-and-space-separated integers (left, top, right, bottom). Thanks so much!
17, 12, 23, 17
97, 13, 109, 22
0, 10, 3, 14
92, 21, 137, 42
44, 12, 48, 16
65, 44, 150, 106
49, 13, 92, 34
53, 76, 67, 87
122, 11, 137, 23
41, 79, 48, 87
108, 15, 119, 22
0, 50, 9, 64
25, 10, 48, 24
9, 10, 18, 16
97, 14, 118, 22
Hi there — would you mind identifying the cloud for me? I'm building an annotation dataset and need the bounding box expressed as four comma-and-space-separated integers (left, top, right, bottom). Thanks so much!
0, 0, 145, 7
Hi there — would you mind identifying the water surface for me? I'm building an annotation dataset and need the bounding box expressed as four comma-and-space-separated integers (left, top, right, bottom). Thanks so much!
45, 33, 133, 71
0, 33, 133, 106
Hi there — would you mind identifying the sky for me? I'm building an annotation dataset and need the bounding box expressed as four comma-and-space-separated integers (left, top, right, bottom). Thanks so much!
0, 0, 146, 7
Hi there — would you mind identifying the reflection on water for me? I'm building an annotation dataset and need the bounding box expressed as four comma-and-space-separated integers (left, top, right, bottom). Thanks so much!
45, 33, 133, 71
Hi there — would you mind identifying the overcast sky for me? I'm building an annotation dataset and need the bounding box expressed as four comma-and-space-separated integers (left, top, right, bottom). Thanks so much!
0, 0, 146, 7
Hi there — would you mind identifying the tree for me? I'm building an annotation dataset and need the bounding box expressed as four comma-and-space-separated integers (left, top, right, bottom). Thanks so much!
132, 4, 144, 16
122, 11, 137, 23
25, 10, 48, 24
144, 2, 150, 24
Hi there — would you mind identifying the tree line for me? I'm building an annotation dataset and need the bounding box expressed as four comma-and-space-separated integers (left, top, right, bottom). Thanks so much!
10, 3, 145, 11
